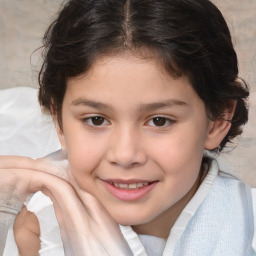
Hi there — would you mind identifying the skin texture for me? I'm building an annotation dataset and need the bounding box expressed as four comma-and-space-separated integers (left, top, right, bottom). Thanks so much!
56, 54, 232, 236
11, 54, 234, 254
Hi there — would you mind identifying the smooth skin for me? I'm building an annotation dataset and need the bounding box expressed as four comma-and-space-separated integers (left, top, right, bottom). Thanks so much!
14, 208, 40, 256
14, 53, 235, 254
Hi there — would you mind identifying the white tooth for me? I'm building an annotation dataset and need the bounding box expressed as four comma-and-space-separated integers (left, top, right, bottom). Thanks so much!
113, 182, 149, 189
128, 183, 137, 189
137, 183, 144, 188
119, 183, 128, 189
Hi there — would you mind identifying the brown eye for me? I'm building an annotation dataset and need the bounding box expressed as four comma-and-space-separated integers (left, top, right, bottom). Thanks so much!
152, 117, 167, 126
84, 116, 109, 127
91, 116, 105, 126
146, 116, 175, 128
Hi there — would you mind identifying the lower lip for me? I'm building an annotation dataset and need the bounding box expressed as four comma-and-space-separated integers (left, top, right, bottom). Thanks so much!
103, 181, 157, 201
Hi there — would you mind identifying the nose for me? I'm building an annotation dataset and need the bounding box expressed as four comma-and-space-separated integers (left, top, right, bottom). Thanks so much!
107, 126, 147, 168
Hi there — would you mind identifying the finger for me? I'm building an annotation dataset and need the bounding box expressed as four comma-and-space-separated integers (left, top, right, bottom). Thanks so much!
0, 151, 70, 181
36, 174, 133, 256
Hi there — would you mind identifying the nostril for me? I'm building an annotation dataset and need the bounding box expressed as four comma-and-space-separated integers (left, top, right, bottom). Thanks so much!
109, 160, 142, 168
130, 162, 142, 168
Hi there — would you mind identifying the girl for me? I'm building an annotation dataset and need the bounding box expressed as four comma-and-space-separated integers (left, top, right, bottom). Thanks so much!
1, 0, 255, 255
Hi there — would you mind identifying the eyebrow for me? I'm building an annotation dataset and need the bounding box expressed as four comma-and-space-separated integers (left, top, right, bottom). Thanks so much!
139, 99, 188, 112
71, 98, 187, 111
71, 98, 113, 110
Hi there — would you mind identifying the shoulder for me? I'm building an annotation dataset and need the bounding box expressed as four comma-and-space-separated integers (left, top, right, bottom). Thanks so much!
207, 169, 254, 223
210, 171, 256, 254
204, 157, 253, 213
172, 161, 255, 255
215, 171, 254, 212
13, 206, 40, 256
216, 172, 256, 253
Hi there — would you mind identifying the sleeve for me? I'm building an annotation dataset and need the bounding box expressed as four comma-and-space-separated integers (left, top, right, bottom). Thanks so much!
0, 191, 23, 256
2, 226, 19, 256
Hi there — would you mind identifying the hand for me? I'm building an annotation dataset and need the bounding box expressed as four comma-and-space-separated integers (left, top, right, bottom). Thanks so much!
0, 151, 134, 256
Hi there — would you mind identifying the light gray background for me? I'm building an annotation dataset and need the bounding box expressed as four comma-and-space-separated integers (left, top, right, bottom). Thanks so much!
0, 0, 255, 186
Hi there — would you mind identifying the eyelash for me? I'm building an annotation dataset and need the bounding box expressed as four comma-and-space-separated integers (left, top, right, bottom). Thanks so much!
82, 115, 175, 129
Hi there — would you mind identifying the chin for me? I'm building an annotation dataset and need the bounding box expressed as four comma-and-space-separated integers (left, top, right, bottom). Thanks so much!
113, 212, 153, 226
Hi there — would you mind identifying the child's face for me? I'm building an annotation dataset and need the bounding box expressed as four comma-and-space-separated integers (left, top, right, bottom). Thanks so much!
56, 54, 216, 237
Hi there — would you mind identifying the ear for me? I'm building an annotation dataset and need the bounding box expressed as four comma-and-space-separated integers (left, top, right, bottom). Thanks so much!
51, 107, 66, 150
204, 100, 237, 150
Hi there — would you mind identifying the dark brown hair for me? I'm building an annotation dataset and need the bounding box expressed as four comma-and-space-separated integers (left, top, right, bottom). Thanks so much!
38, 0, 249, 152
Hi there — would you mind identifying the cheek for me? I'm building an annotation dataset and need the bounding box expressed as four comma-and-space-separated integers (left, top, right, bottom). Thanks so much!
65, 135, 106, 185
146, 127, 206, 194
150, 136, 203, 207
149, 131, 205, 168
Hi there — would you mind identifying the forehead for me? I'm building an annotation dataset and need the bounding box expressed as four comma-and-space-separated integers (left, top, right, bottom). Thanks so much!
65, 54, 201, 109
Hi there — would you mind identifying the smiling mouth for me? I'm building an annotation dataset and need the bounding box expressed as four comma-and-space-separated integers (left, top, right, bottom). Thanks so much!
107, 181, 155, 190
102, 179, 158, 201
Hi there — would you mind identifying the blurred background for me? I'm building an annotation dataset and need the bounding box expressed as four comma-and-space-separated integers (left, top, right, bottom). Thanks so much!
0, 0, 255, 186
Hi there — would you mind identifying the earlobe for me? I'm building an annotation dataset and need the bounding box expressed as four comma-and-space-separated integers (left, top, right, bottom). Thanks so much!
204, 100, 237, 150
